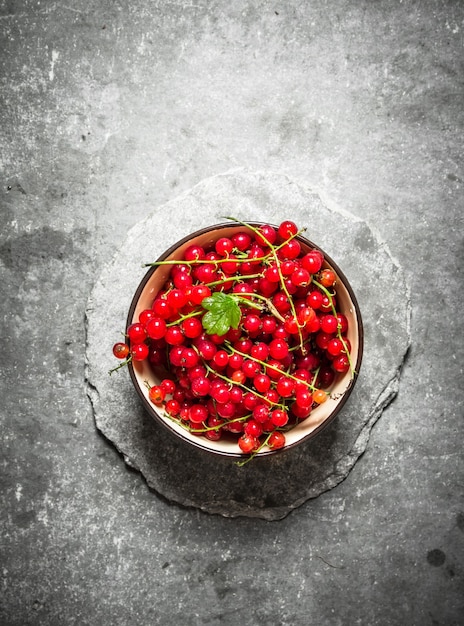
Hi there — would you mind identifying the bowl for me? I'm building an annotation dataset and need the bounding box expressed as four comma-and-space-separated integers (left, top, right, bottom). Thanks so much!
126, 221, 363, 460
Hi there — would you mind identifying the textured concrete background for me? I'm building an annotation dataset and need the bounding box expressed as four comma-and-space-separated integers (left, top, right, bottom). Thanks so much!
1, 1, 463, 625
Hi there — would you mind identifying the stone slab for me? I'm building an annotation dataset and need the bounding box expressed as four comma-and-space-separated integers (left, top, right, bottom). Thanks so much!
85, 169, 410, 520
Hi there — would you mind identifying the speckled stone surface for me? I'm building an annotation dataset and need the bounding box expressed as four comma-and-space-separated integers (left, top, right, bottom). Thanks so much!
2, 1, 464, 624
86, 170, 410, 519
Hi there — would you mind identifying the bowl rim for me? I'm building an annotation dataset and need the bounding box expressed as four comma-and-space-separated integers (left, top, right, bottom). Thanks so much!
126, 221, 364, 459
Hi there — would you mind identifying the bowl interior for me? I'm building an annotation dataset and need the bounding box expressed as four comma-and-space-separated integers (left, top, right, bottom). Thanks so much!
128, 224, 363, 457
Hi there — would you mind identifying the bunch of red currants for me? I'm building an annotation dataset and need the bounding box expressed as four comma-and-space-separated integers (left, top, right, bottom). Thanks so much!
112, 219, 353, 463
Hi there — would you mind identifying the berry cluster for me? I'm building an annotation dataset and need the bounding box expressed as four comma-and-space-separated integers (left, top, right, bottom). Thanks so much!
112, 218, 353, 464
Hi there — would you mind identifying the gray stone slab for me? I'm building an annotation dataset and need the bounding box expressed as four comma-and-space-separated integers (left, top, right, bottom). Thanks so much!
85, 169, 410, 520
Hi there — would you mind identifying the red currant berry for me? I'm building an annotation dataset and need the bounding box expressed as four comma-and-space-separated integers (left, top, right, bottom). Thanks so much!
270, 409, 289, 427
315, 332, 331, 350
253, 403, 270, 423
113, 342, 129, 359
127, 323, 147, 344
152, 297, 173, 319
146, 317, 167, 340
131, 343, 149, 361
228, 353, 244, 370
307, 290, 323, 310
278, 220, 298, 239
332, 353, 350, 373
276, 376, 295, 398
216, 401, 236, 419
291, 402, 312, 419
165, 398, 180, 417
283, 316, 299, 335
291, 267, 311, 287
179, 347, 199, 368
173, 271, 193, 290
327, 337, 344, 356
280, 260, 296, 276
242, 359, 261, 378
181, 317, 203, 339
243, 314, 262, 333
205, 428, 223, 441
231, 369, 246, 384
265, 389, 280, 406
229, 386, 244, 404
264, 265, 281, 283
189, 284, 211, 305
320, 269, 336, 287
160, 379, 176, 395
295, 388, 313, 408
258, 277, 278, 297
139, 309, 156, 325
320, 293, 336, 312
268, 431, 286, 449
193, 264, 217, 283
336, 314, 349, 334
231, 231, 252, 251
261, 316, 277, 335
189, 404, 208, 423
165, 325, 185, 346
320, 315, 339, 334
278, 238, 301, 260
196, 339, 217, 360
265, 359, 285, 380
184, 245, 205, 261
244, 419, 263, 438
166, 289, 188, 310
169, 346, 185, 367
256, 224, 277, 247
210, 384, 230, 404
301, 250, 324, 274
251, 342, 269, 361
313, 389, 328, 404
215, 237, 234, 256
149, 385, 165, 404
238, 433, 259, 454
243, 392, 259, 411
269, 338, 289, 361
253, 373, 271, 393
272, 292, 291, 314
234, 338, 252, 354
221, 254, 239, 275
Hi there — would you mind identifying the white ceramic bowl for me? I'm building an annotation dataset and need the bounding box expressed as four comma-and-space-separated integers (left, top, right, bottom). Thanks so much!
127, 222, 363, 459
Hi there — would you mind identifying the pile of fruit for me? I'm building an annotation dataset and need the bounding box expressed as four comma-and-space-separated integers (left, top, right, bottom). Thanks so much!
111, 218, 353, 464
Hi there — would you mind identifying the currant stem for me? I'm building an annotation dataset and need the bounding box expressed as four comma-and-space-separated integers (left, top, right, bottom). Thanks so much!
108, 355, 133, 375
166, 309, 203, 327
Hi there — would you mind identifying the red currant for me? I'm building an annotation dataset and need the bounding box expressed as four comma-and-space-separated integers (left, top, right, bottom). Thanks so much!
127, 323, 147, 344
268, 431, 286, 449
146, 317, 167, 340
301, 250, 324, 274
270, 409, 289, 427
149, 385, 165, 404
278, 220, 298, 239
320, 269, 336, 287
131, 343, 149, 361
269, 338, 289, 361
238, 433, 259, 454
113, 342, 129, 359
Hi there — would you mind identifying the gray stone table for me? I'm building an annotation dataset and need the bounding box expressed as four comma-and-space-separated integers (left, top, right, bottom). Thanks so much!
85, 170, 410, 520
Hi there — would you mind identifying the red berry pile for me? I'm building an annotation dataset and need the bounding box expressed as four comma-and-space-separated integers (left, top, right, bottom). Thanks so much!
111, 218, 354, 464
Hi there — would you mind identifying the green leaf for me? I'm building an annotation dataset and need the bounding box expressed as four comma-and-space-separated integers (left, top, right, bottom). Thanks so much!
201, 292, 241, 336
